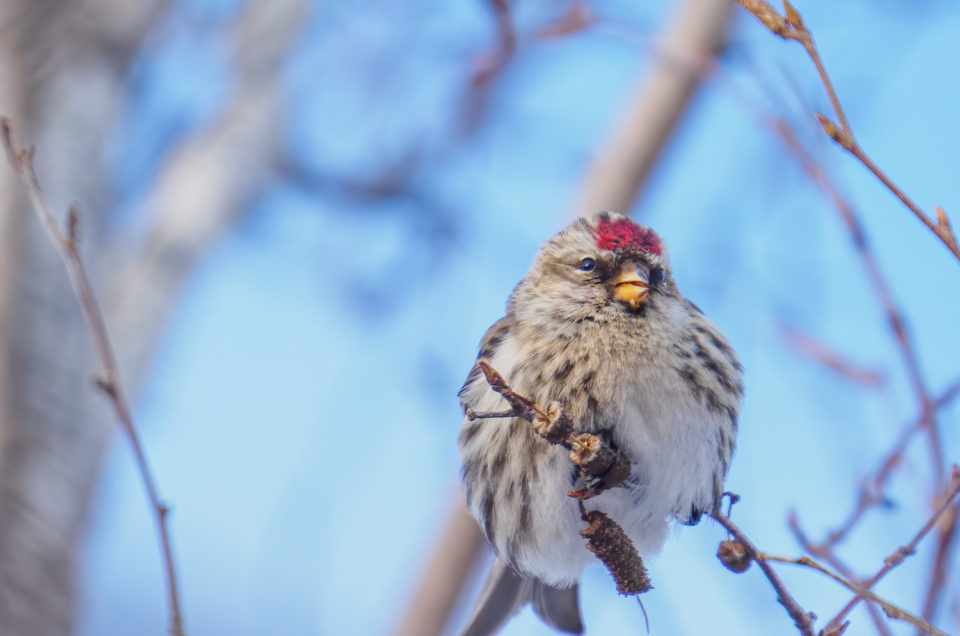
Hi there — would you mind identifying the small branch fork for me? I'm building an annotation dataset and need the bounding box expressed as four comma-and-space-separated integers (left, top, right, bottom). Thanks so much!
714, 469, 960, 636
823, 466, 960, 635
469, 360, 634, 499
736, 0, 960, 263
789, 514, 894, 636
1, 119, 186, 636
760, 554, 945, 636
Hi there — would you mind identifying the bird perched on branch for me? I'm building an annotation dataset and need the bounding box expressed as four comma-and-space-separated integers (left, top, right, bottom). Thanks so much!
458, 212, 743, 634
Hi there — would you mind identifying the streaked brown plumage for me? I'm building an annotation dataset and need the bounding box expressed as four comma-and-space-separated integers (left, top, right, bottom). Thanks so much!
458, 212, 742, 634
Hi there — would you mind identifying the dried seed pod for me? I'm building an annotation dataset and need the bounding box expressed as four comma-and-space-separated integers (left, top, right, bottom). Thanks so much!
717, 539, 752, 573
579, 509, 652, 595
569, 434, 616, 476
533, 401, 574, 444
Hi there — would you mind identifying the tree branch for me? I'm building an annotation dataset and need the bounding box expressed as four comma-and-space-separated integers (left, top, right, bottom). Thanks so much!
711, 507, 816, 636
736, 0, 960, 263
823, 465, 960, 633
789, 513, 894, 636
1, 119, 185, 636
760, 553, 945, 636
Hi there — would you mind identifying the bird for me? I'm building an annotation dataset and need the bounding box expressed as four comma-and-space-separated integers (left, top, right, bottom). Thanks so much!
457, 212, 743, 634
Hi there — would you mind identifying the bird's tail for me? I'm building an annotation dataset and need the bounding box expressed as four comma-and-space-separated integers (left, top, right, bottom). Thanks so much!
460, 557, 583, 636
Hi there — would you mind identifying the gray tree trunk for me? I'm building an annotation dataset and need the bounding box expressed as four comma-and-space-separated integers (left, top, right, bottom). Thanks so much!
0, 2, 167, 633
0, 1, 310, 632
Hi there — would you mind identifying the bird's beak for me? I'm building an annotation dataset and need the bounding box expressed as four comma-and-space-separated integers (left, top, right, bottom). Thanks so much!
612, 266, 649, 310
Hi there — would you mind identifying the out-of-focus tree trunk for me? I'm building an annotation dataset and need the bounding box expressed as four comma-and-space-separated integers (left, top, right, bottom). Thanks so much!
572, 0, 735, 217
0, 0, 313, 632
0, 2, 166, 633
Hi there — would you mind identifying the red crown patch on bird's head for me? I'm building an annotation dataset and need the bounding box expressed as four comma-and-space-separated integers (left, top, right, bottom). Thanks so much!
593, 217, 662, 255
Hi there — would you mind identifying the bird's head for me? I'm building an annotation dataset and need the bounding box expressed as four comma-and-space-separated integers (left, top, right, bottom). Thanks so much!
509, 212, 677, 327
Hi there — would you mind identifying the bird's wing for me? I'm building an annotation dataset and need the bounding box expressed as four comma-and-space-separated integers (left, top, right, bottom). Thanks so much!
460, 557, 583, 636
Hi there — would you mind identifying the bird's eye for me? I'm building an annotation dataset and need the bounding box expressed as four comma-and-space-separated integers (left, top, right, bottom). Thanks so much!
577, 258, 596, 272
651, 267, 665, 284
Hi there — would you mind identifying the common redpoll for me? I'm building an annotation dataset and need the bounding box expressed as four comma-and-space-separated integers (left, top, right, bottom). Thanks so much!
458, 212, 742, 634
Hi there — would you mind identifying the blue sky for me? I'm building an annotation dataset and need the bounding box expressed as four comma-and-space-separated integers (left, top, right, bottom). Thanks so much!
76, 1, 960, 634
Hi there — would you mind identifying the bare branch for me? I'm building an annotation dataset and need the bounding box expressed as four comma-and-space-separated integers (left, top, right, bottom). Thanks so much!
824, 466, 960, 633
1, 119, 185, 636
474, 361, 632, 500
800, 379, 960, 554
736, 0, 960, 262
815, 113, 960, 262
760, 553, 945, 636
789, 513, 894, 636
711, 507, 816, 636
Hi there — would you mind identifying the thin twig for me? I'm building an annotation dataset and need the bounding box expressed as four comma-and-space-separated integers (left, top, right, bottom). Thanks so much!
711, 508, 816, 636
824, 466, 960, 633
811, 379, 960, 552
736, 0, 960, 262
918, 503, 958, 631
718, 54, 946, 487
763, 116, 958, 628
817, 114, 960, 262
790, 513, 894, 636
473, 360, 631, 498
1, 119, 185, 636
784, 377, 960, 633
760, 553, 945, 636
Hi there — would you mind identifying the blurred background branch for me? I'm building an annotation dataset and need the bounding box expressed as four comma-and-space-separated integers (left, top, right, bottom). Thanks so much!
571, 0, 734, 218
